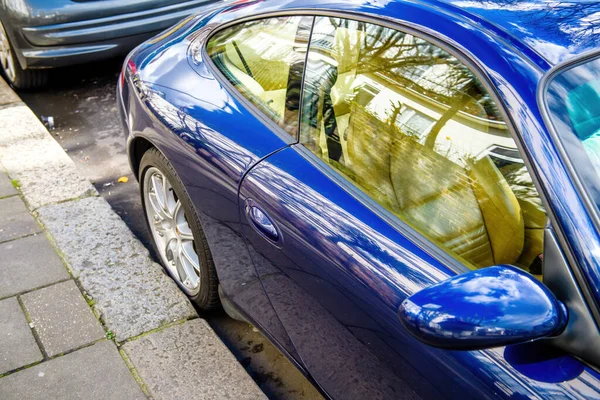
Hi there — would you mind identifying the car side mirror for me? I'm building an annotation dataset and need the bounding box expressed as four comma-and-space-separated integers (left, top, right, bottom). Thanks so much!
398, 265, 568, 350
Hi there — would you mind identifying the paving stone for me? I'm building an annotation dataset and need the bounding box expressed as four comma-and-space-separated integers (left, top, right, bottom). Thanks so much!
0, 297, 43, 374
0, 234, 69, 299
0, 137, 97, 209
37, 197, 196, 341
21, 280, 105, 357
0, 340, 145, 399
0, 106, 46, 147
0, 196, 40, 243
0, 106, 97, 209
0, 77, 21, 107
122, 319, 266, 400
0, 172, 16, 198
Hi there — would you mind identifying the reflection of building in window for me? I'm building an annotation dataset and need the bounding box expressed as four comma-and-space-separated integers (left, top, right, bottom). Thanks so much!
362, 77, 513, 166
395, 63, 474, 100
354, 82, 379, 107
401, 65, 430, 81
395, 106, 435, 140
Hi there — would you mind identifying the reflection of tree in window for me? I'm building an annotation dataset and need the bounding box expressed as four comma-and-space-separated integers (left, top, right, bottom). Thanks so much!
354, 24, 500, 131
300, 16, 547, 276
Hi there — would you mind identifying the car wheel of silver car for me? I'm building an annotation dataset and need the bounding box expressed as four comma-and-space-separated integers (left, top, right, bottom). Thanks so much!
0, 20, 48, 89
140, 148, 220, 310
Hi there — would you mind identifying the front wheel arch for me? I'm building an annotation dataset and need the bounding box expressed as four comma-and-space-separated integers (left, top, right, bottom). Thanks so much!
129, 135, 156, 181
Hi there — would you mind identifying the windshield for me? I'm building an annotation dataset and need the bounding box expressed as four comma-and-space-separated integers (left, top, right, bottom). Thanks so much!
545, 54, 600, 209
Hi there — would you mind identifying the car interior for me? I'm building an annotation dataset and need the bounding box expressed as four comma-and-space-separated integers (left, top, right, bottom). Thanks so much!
207, 16, 547, 276
302, 20, 547, 274
207, 17, 301, 127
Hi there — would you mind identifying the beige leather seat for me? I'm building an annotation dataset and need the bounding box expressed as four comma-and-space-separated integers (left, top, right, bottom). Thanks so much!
345, 104, 527, 269
502, 165, 546, 269
220, 26, 296, 118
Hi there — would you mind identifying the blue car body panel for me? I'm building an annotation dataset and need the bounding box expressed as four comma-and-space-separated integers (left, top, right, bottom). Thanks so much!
239, 144, 600, 399
118, 0, 600, 398
435, 0, 600, 66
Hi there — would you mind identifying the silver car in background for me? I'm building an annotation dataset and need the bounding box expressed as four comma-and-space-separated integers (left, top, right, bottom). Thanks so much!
0, 0, 221, 88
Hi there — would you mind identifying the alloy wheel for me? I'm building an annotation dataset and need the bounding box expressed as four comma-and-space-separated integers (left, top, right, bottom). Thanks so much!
143, 167, 201, 295
0, 21, 16, 83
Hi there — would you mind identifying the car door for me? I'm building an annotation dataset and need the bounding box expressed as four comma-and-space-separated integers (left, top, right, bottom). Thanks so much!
194, 14, 317, 361
239, 15, 600, 399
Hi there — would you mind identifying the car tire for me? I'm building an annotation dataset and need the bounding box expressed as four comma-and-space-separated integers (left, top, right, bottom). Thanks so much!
0, 20, 48, 90
139, 147, 220, 310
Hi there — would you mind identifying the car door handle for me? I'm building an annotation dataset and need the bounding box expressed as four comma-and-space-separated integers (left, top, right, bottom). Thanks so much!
244, 199, 281, 245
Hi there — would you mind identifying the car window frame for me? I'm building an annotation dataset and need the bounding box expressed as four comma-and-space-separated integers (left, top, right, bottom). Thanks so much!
200, 14, 316, 145
538, 50, 600, 241
199, 9, 570, 280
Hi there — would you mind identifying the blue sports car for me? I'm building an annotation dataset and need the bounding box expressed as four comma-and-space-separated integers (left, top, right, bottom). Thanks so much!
117, 0, 600, 398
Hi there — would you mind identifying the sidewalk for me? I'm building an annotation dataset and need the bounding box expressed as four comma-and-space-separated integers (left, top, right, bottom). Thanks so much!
0, 77, 266, 399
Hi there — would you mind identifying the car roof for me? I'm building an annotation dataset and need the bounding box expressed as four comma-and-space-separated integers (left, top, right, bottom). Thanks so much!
435, 0, 600, 66
240, 0, 600, 68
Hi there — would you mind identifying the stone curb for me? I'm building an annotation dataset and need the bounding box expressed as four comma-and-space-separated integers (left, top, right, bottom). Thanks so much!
0, 77, 265, 398
36, 197, 197, 341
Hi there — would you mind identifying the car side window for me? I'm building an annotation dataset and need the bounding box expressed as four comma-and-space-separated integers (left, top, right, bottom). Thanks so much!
207, 16, 312, 136
299, 17, 547, 275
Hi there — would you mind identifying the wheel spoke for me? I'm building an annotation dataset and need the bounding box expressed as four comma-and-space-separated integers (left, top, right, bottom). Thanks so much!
180, 241, 200, 272
177, 242, 200, 287
6, 53, 14, 80
174, 201, 194, 240
152, 217, 167, 233
149, 172, 178, 221
150, 174, 168, 215
179, 230, 194, 241
167, 241, 185, 283
162, 177, 177, 218
173, 200, 183, 225
148, 191, 169, 221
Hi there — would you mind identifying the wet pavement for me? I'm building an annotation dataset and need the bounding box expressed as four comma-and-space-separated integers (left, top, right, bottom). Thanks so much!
18, 58, 322, 400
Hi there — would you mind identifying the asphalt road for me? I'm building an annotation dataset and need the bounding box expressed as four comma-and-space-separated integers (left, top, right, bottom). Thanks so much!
19, 58, 321, 400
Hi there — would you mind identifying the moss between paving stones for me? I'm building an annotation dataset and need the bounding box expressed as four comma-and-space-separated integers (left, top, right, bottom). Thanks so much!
118, 348, 151, 397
